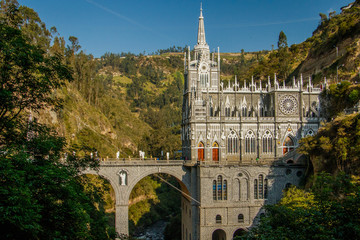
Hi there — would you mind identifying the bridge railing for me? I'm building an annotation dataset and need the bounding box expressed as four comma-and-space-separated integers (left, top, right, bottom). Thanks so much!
96, 157, 299, 167
98, 158, 187, 165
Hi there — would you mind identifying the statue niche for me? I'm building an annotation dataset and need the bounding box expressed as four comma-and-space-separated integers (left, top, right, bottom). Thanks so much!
118, 170, 128, 186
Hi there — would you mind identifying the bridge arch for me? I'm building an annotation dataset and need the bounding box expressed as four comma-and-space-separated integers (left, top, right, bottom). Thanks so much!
124, 167, 191, 202
82, 161, 192, 237
81, 170, 122, 206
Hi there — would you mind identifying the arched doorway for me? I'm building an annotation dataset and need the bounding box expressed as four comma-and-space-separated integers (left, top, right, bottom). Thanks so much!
233, 228, 246, 239
283, 135, 295, 154
198, 142, 205, 161
212, 229, 226, 240
212, 142, 219, 162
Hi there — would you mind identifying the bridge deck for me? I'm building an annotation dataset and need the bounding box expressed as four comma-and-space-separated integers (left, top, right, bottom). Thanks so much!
97, 157, 300, 167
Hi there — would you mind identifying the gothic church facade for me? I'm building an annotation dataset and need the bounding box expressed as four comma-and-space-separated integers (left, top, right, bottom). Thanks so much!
181, 7, 323, 240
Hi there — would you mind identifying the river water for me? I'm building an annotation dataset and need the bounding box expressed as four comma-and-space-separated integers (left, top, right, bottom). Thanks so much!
133, 220, 168, 240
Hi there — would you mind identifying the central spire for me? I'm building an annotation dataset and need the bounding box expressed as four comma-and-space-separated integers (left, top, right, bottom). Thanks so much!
197, 3, 206, 45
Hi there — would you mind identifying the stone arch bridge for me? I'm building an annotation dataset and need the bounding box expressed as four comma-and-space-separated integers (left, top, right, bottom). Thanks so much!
83, 159, 195, 236
83, 155, 304, 240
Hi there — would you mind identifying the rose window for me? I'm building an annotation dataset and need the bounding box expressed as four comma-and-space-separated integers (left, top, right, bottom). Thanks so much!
279, 95, 298, 115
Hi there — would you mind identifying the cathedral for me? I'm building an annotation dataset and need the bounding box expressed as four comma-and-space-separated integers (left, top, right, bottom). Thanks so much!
180, 6, 323, 240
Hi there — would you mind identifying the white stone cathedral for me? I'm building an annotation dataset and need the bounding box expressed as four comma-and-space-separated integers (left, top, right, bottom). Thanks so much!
180, 6, 323, 240
182, 6, 322, 165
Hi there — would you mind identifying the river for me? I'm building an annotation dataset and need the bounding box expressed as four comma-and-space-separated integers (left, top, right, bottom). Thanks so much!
133, 220, 169, 240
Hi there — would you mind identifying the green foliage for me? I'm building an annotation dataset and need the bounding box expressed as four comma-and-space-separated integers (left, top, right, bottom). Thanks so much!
298, 113, 360, 175
0, 17, 72, 142
164, 214, 181, 240
277, 31, 288, 49
0, 124, 116, 240
128, 175, 181, 237
237, 173, 360, 240
320, 81, 360, 119
0, 2, 115, 238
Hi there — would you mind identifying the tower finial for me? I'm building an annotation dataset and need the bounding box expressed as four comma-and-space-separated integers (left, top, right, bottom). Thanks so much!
197, 3, 206, 45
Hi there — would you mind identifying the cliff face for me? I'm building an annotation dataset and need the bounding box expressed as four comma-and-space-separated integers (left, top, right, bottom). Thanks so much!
293, 1, 360, 83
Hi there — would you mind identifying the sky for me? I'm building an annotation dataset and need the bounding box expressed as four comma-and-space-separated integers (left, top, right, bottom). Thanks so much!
18, 0, 354, 57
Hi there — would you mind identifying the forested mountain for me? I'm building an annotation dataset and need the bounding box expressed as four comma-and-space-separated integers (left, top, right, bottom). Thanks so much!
25, 0, 360, 160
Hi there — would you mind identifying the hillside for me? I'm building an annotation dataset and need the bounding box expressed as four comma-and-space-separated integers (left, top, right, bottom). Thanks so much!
27, 1, 359, 160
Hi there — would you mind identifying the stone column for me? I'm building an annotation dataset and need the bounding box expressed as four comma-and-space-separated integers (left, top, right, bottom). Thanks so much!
115, 204, 129, 236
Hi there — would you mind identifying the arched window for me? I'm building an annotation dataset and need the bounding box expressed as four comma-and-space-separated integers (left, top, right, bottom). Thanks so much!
216, 215, 222, 224
213, 175, 227, 201
217, 175, 223, 200
198, 142, 205, 161
227, 131, 238, 154
238, 214, 244, 223
262, 130, 273, 153
283, 136, 295, 155
260, 106, 264, 117
254, 175, 268, 199
210, 106, 214, 117
200, 73, 209, 87
213, 180, 217, 200
225, 107, 230, 117
242, 106, 247, 117
254, 179, 258, 199
212, 142, 219, 162
264, 179, 268, 199
245, 131, 256, 154
258, 175, 264, 199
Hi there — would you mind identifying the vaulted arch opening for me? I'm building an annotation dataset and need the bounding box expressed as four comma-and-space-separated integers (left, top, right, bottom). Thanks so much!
283, 135, 295, 155
212, 229, 226, 240
128, 173, 190, 240
233, 228, 246, 238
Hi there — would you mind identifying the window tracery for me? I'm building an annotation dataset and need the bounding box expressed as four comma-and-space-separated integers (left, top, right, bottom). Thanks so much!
213, 175, 228, 201
227, 131, 238, 154
245, 131, 256, 153
254, 175, 268, 199
262, 130, 273, 153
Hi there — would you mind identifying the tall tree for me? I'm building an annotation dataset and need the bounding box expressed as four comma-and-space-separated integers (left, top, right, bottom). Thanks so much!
277, 30, 288, 49
277, 30, 290, 81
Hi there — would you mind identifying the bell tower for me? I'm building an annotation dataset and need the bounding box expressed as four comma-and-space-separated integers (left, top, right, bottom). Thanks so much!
182, 5, 221, 161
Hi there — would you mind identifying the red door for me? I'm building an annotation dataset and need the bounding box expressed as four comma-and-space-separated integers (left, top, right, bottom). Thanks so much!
198, 142, 204, 161
212, 142, 219, 162
212, 148, 219, 162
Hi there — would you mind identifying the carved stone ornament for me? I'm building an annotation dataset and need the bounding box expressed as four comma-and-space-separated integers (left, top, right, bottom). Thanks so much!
279, 95, 298, 115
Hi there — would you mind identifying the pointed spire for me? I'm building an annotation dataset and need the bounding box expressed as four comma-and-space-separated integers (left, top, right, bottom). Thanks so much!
197, 3, 206, 45
293, 76, 296, 87
187, 46, 190, 68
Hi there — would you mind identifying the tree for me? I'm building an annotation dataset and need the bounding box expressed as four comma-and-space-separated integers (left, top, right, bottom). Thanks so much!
0, 4, 72, 142
0, 2, 116, 239
277, 30, 288, 49
319, 13, 328, 25
277, 31, 290, 81
237, 173, 360, 240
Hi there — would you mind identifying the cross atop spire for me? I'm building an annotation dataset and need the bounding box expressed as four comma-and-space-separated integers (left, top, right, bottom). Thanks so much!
197, 3, 206, 45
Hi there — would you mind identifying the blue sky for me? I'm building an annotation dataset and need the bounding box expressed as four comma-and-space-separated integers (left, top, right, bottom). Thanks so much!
18, 0, 353, 57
